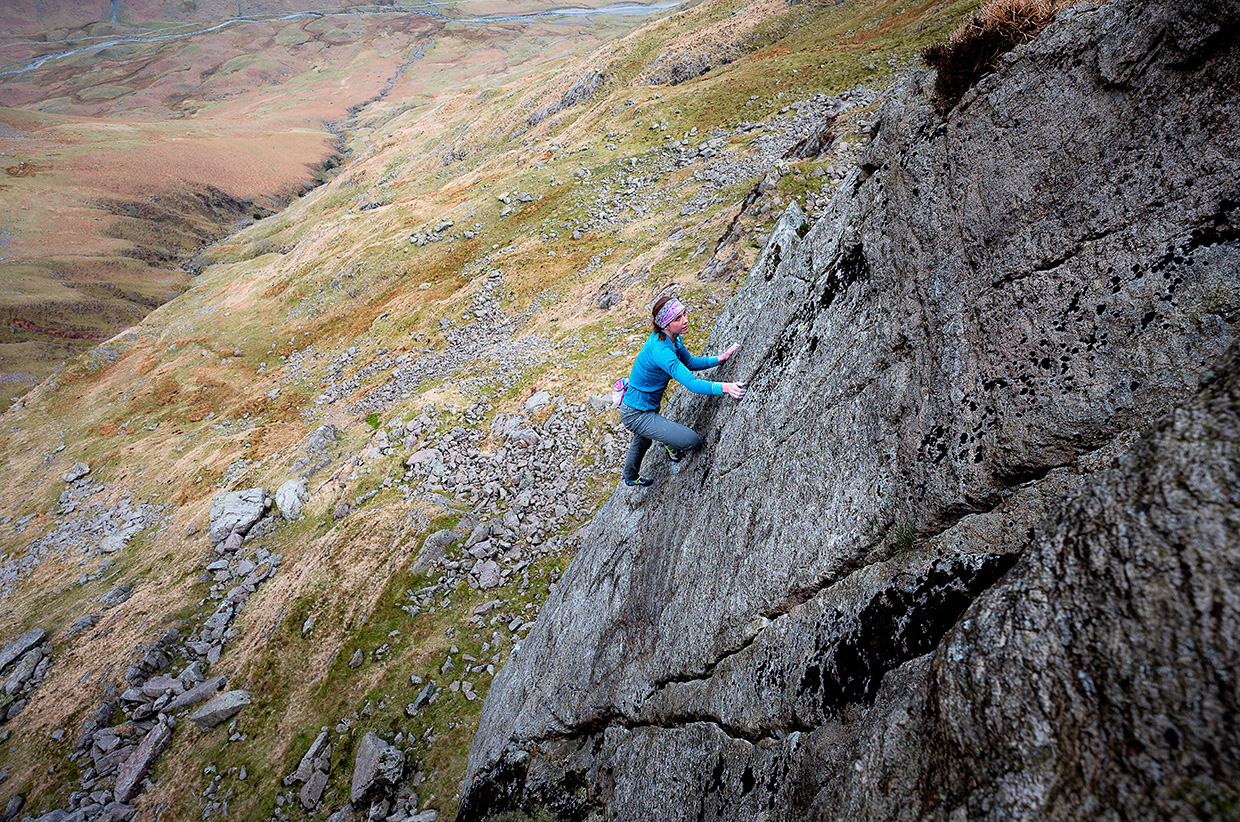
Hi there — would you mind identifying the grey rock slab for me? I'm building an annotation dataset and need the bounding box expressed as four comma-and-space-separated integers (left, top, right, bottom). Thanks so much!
293, 730, 331, 782
325, 807, 353, 822
103, 801, 136, 821
62, 462, 90, 483
63, 615, 97, 639
209, 488, 265, 544
3, 647, 42, 696
275, 479, 308, 521
0, 628, 45, 675
411, 526, 467, 575
98, 584, 132, 609
458, 0, 1240, 819
163, 675, 226, 716
188, 689, 249, 729
113, 719, 172, 803
412, 682, 435, 711
472, 560, 501, 591
300, 769, 329, 810
98, 535, 126, 554
522, 391, 551, 412
349, 731, 404, 805
140, 675, 182, 699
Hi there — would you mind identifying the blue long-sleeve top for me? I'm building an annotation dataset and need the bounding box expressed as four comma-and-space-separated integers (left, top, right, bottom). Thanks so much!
622, 332, 721, 411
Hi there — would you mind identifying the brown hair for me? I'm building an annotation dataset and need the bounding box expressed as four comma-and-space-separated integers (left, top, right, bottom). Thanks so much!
651, 295, 675, 340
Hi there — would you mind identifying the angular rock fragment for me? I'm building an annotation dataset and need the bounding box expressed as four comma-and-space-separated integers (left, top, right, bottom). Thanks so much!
412, 682, 436, 711
472, 560, 501, 591
62, 462, 90, 482
113, 718, 173, 803
349, 731, 404, 805
188, 689, 250, 729
292, 730, 332, 783
300, 769, 329, 810
209, 488, 266, 544
3, 647, 42, 696
275, 478, 308, 521
0, 628, 45, 675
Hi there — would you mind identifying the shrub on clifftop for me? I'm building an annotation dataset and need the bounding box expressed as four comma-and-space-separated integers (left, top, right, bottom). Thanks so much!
923, 0, 1074, 113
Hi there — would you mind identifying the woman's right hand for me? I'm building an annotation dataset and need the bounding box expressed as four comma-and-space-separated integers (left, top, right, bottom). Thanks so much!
722, 382, 747, 399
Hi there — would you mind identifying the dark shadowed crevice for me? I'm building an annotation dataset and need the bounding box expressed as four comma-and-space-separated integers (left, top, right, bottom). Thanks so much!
456, 753, 531, 822
798, 553, 1019, 715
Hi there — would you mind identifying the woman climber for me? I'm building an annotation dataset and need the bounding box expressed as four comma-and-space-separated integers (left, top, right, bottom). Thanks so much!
619, 294, 746, 487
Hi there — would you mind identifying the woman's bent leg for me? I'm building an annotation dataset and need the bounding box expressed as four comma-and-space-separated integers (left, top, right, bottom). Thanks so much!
623, 407, 700, 454
621, 406, 654, 481
623, 433, 652, 481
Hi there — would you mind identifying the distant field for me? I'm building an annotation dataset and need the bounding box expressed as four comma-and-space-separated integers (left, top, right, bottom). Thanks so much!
0, 3, 661, 382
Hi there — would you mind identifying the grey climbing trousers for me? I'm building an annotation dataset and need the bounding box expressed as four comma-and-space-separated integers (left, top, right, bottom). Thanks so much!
620, 404, 700, 481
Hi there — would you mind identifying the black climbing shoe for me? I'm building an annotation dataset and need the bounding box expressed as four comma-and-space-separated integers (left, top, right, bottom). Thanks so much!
624, 475, 654, 487
664, 444, 686, 463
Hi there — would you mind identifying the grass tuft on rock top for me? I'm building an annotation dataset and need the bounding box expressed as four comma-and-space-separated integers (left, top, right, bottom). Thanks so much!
923, 0, 1075, 113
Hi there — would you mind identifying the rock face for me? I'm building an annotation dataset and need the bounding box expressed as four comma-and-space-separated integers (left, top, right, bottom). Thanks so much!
459, 1, 1240, 820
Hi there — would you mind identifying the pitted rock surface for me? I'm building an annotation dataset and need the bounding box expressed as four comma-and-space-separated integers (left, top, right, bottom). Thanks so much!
459, 0, 1240, 819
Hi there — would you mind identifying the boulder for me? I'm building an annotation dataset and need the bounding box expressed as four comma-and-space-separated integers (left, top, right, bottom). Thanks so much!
188, 689, 250, 730
349, 732, 404, 806
62, 462, 90, 483
221, 532, 243, 554
164, 675, 226, 714
139, 675, 182, 699
113, 719, 173, 803
209, 488, 266, 544
98, 584, 132, 609
3, 647, 41, 696
275, 479, 308, 521
292, 730, 332, 783
522, 391, 551, 412
411, 526, 467, 575
0, 628, 44, 675
103, 802, 136, 822
300, 769, 329, 810
412, 682, 435, 711
472, 561, 501, 591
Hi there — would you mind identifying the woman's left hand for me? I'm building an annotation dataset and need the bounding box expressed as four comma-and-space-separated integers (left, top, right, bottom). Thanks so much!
719, 343, 740, 362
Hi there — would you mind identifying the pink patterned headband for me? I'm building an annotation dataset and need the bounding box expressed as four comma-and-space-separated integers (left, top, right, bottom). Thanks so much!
655, 298, 686, 329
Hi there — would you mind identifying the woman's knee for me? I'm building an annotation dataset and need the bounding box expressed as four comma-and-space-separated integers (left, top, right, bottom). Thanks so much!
669, 427, 700, 451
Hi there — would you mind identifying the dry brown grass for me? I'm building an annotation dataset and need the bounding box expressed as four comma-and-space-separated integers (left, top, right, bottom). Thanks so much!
923, 0, 1076, 113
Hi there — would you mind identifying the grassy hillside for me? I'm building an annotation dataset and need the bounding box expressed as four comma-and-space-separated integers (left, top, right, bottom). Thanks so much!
0, 0, 981, 819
